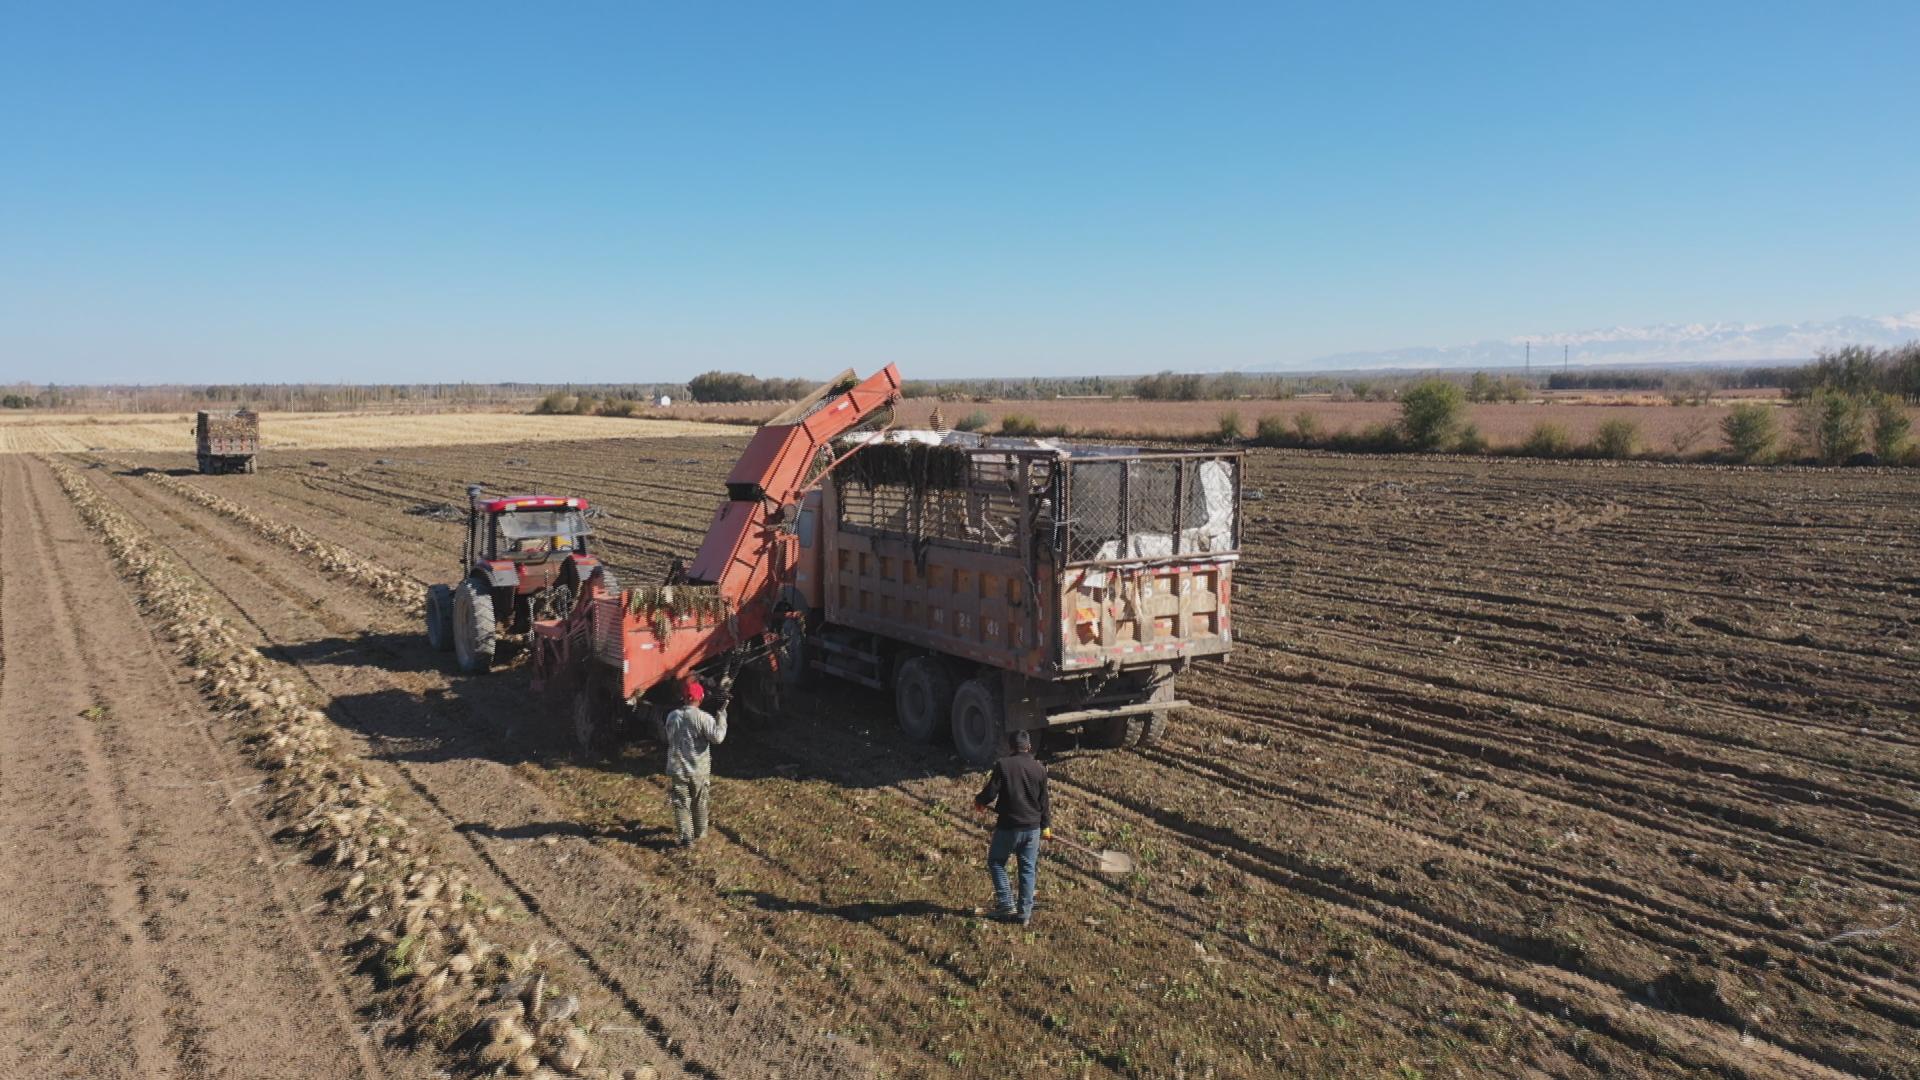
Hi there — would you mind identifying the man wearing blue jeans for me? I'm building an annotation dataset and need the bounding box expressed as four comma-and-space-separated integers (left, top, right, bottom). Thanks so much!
973, 730, 1051, 925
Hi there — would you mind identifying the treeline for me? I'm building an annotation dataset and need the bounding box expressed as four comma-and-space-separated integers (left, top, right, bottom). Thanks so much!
684, 371, 816, 403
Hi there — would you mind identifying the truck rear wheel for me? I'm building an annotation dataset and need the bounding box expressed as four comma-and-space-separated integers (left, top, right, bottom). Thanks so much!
1088, 712, 1147, 749
950, 677, 1005, 767
425, 584, 454, 651
452, 576, 496, 673
1139, 709, 1169, 746
894, 656, 953, 743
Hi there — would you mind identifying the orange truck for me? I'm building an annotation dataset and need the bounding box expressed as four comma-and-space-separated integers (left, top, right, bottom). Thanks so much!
531, 366, 1240, 765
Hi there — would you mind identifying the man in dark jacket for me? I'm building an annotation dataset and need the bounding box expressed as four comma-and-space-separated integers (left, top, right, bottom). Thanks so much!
973, 730, 1051, 924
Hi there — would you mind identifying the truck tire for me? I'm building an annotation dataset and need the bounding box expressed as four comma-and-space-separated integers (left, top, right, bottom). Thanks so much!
425, 584, 454, 651
776, 616, 811, 689
1139, 709, 1169, 747
196, 454, 210, 474
1088, 712, 1147, 749
452, 576, 496, 673
244, 457, 257, 474
950, 677, 1005, 767
894, 656, 954, 743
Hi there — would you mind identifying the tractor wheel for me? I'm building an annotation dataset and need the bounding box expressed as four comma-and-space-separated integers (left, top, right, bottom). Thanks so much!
425, 583, 454, 651
452, 576, 496, 673
950, 677, 1006, 767
893, 656, 954, 743
1088, 712, 1147, 749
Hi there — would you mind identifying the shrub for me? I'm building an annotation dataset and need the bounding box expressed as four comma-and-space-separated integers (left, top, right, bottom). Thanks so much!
533, 391, 574, 415
1254, 415, 1290, 446
1329, 423, 1403, 453
953, 410, 991, 433
1721, 403, 1778, 462
1215, 410, 1244, 442
1398, 379, 1466, 450
999, 413, 1041, 437
596, 398, 640, 417
1454, 423, 1487, 454
1795, 388, 1867, 464
1293, 410, 1320, 442
1590, 419, 1640, 459
1870, 393, 1912, 459
1520, 422, 1573, 458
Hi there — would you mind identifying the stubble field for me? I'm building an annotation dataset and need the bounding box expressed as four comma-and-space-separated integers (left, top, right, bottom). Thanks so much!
5, 422, 1916, 1079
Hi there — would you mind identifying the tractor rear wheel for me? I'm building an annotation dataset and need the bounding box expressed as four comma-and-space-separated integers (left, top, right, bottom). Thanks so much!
950, 677, 1005, 767
425, 584, 454, 651
452, 576, 496, 673
894, 656, 953, 743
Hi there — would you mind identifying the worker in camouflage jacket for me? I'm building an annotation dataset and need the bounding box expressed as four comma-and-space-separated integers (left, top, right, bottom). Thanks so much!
662, 676, 728, 846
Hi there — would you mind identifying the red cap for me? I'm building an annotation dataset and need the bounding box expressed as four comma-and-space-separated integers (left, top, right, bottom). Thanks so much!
682, 677, 705, 705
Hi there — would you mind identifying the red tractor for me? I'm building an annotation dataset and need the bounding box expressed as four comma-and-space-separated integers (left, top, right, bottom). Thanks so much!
425, 486, 615, 672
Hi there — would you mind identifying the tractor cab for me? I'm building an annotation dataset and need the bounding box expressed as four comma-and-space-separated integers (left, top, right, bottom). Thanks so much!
425, 486, 615, 673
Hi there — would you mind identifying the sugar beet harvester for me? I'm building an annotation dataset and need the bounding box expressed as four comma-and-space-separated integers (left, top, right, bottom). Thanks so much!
441, 365, 1242, 767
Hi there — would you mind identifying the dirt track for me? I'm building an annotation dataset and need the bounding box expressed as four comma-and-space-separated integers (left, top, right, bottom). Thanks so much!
7, 438, 1917, 1078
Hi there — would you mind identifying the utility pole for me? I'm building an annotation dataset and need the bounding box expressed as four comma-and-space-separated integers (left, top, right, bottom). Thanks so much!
1563, 345, 1569, 373
1525, 341, 1531, 377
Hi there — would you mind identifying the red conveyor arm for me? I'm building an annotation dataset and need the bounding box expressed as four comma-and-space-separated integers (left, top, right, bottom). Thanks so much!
685, 364, 902, 600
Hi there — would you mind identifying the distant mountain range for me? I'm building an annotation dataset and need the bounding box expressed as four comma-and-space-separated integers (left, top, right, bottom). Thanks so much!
1266, 312, 1920, 372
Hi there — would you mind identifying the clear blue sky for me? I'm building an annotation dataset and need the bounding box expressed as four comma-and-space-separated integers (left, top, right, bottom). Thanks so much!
3, 2, 1917, 383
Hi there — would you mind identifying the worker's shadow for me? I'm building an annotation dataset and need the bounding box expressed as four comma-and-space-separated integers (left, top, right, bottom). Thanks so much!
738, 892, 966, 923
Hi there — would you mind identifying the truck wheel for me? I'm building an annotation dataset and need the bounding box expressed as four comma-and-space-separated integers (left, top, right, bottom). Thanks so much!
894, 656, 953, 742
950, 677, 1005, 767
1088, 713, 1147, 749
425, 584, 454, 651
196, 455, 210, 474
244, 458, 257, 474
1139, 709, 1169, 747
452, 576, 496, 673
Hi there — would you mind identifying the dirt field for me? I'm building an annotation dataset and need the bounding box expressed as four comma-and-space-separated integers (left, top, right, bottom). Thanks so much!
6, 436, 1916, 1079
0, 411, 732, 454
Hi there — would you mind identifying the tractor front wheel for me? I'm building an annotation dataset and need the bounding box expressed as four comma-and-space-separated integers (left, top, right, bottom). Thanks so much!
452, 576, 496, 673
572, 683, 615, 761
425, 584, 454, 651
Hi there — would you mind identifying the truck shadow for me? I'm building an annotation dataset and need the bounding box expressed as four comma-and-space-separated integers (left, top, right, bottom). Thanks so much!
733, 893, 969, 923
278, 631, 995, 793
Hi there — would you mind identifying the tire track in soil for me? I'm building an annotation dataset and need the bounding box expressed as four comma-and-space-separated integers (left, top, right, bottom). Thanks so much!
1038, 767, 1862, 1080
12, 456, 405, 1080
82, 459, 868, 1080
1, 456, 195, 1079
1130, 718, 1920, 1019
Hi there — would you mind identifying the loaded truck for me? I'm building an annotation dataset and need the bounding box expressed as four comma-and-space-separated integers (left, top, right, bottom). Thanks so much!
195, 409, 259, 474
455, 365, 1238, 766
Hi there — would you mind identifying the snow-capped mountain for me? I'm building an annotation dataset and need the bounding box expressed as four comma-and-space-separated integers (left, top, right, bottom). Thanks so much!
1273, 312, 1920, 372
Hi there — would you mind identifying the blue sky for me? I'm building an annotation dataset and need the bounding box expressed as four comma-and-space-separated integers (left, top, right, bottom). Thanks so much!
2, 2, 1917, 382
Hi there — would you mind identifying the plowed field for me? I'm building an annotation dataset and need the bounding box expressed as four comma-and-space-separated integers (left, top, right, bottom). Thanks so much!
7, 436, 1916, 1079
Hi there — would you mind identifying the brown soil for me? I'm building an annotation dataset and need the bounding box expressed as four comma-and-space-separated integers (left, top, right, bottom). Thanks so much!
20, 438, 1919, 1079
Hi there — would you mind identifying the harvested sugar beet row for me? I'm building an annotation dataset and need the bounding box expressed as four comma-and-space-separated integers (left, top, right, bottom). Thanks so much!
98, 456, 424, 614
44, 455, 660, 1080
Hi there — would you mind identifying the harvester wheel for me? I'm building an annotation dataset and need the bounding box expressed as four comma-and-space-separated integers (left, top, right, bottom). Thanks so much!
950, 677, 1005, 767
1088, 712, 1147, 749
894, 656, 953, 743
776, 616, 812, 689
572, 684, 614, 761
734, 659, 782, 724
424, 584, 454, 651
452, 576, 496, 673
